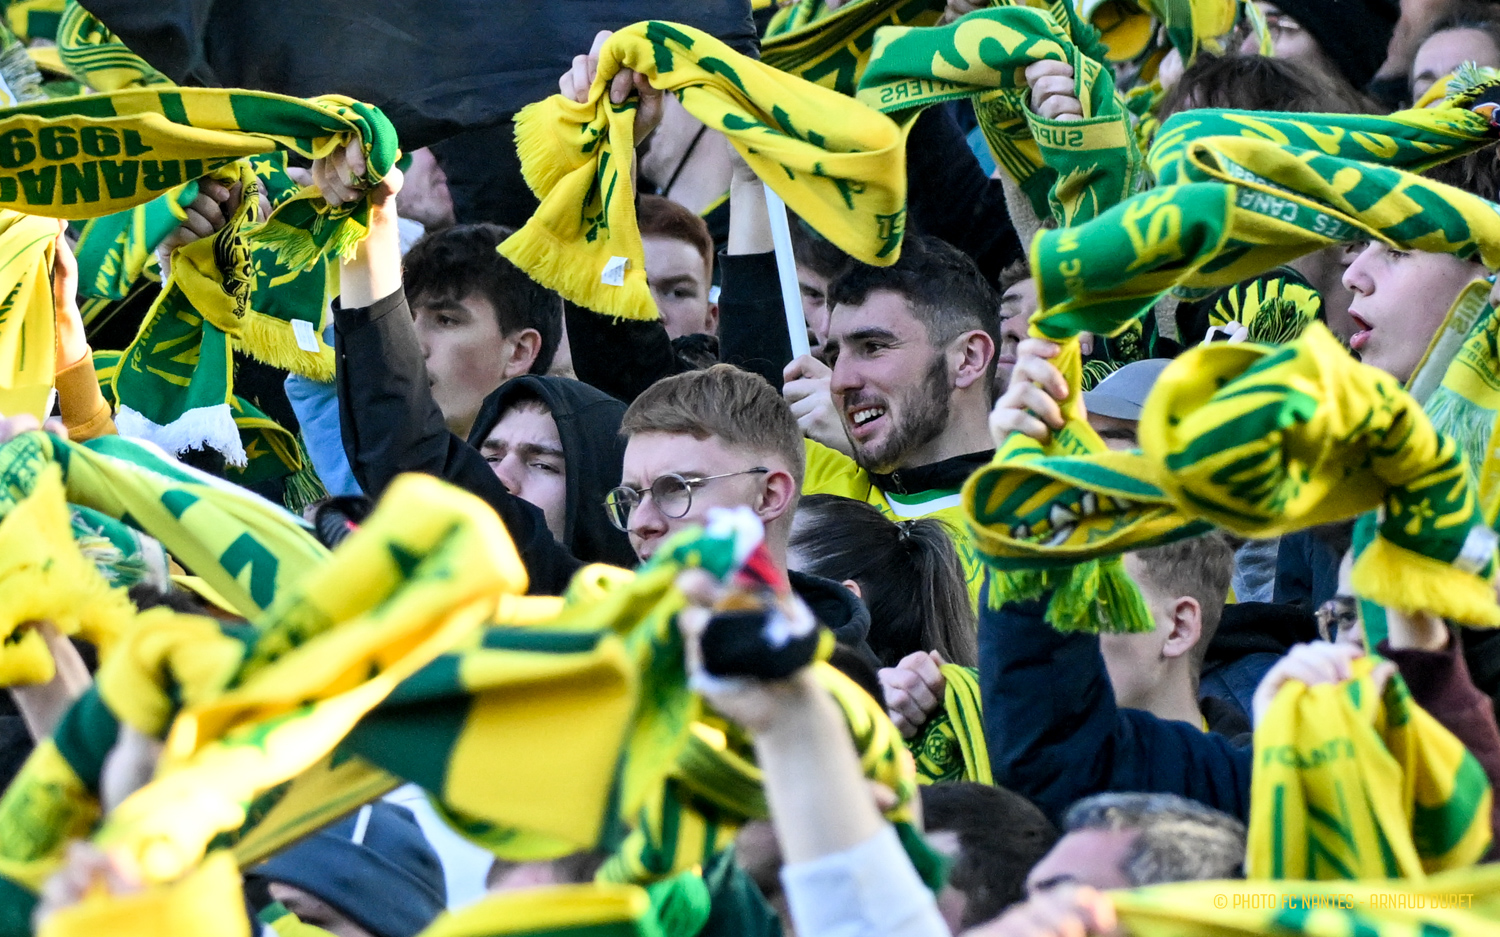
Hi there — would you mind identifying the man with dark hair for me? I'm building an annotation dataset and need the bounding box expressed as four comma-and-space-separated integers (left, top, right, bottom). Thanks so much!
789, 221, 853, 358
920, 782, 1059, 932
402, 223, 563, 437
786, 234, 1000, 602
638, 193, 719, 340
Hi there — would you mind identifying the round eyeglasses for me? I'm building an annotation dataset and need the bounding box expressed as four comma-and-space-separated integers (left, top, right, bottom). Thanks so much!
605, 468, 769, 532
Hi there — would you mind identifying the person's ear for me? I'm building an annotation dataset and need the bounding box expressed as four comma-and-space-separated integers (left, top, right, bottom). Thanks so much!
841, 578, 863, 600
755, 468, 798, 525
704, 300, 720, 336
952, 329, 996, 391
1160, 595, 1203, 661
504, 328, 543, 378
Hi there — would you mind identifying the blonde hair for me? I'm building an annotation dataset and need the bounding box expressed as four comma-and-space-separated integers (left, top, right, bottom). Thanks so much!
621, 365, 805, 486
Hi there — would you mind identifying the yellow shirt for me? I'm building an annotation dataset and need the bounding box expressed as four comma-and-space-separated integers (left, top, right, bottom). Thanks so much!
801, 439, 987, 607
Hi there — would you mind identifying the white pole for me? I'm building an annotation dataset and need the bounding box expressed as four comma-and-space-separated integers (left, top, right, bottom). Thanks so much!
764, 186, 811, 359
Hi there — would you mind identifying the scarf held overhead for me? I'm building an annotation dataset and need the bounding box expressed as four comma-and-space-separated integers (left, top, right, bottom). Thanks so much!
501, 20, 906, 321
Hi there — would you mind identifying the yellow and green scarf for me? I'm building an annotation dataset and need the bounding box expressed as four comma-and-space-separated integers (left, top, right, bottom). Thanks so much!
501, 20, 906, 321
0, 430, 327, 616
858, 6, 1141, 227
5, 0, 60, 42
0, 462, 134, 685
1077, 0, 1239, 63
70, 187, 187, 301
0, 208, 59, 420
761, 0, 946, 96
1249, 656, 1492, 879
910, 663, 990, 784
54, 0, 171, 93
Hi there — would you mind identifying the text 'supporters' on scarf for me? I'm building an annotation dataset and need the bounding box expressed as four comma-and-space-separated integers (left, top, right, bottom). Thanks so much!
1249, 656, 1492, 879
857, 5, 1143, 228
500, 20, 906, 322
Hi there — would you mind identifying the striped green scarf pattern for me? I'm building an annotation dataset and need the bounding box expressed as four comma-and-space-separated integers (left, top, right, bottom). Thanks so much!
858, 5, 1141, 227
761, 0, 946, 96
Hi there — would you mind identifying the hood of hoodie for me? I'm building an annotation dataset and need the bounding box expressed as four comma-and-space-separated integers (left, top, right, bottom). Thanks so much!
468, 375, 636, 568
789, 569, 881, 670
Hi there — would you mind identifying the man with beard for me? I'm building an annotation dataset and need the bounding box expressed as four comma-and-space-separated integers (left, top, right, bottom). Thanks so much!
785, 235, 1000, 601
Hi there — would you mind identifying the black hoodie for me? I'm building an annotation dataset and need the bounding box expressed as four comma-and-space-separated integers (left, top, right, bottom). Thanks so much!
466, 376, 635, 569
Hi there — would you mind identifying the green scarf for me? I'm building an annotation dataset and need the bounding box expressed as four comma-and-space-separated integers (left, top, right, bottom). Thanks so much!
55, 0, 170, 92
71, 187, 190, 301
502, 20, 906, 321
858, 6, 1140, 227
4, 0, 61, 43
761, 0, 946, 96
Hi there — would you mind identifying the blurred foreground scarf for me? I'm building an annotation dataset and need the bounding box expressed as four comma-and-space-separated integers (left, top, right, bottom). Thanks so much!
858, 6, 1141, 227
1075, 0, 1238, 63
0, 209, 58, 420
0, 430, 326, 616
761, 0, 945, 95
1249, 656, 1492, 879
0, 463, 133, 685
501, 20, 906, 321
1109, 864, 1500, 935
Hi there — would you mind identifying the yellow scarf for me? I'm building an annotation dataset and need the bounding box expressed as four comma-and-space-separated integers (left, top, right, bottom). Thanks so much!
501, 20, 905, 321
1249, 656, 1493, 880
0, 208, 58, 420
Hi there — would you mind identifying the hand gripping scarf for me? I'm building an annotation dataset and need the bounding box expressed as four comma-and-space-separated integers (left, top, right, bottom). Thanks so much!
910, 663, 991, 784
761, 0, 946, 96
857, 6, 1143, 228
500, 20, 906, 321
0, 208, 59, 419
1248, 656, 1492, 879
0, 430, 327, 617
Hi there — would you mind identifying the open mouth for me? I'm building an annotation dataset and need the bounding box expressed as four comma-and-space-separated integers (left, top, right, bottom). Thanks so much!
847, 405, 887, 438
1347, 311, 1373, 352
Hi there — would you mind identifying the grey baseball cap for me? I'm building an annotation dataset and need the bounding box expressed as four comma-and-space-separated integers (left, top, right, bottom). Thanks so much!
1082, 358, 1172, 421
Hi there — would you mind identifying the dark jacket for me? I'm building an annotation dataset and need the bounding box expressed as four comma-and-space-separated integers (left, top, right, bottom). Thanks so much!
980, 594, 1253, 826
1199, 602, 1319, 724
1379, 631, 1500, 854
567, 251, 794, 401
466, 375, 635, 569
334, 288, 586, 595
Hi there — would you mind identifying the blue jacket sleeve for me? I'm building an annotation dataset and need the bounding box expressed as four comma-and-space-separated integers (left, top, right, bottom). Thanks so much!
980, 595, 1253, 824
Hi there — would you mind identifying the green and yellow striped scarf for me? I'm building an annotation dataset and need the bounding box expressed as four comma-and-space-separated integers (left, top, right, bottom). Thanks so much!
70, 187, 188, 301
910, 663, 991, 784
1249, 656, 1492, 879
501, 20, 906, 321
0, 430, 326, 616
4, 0, 60, 43
1078, 0, 1239, 64
858, 6, 1141, 227
761, 0, 946, 96
55, 0, 171, 92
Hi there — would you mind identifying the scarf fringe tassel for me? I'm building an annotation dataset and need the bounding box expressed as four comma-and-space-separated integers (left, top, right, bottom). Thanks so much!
984, 557, 1155, 634
116, 403, 248, 469
233, 312, 335, 382
1352, 535, 1500, 628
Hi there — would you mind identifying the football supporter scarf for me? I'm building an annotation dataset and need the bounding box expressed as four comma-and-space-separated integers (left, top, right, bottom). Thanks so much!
761, 0, 946, 96
1108, 863, 1500, 936
55, 0, 170, 92
858, 6, 1141, 227
1410, 280, 1500, 480
501, 20, 906, 321
369, 883, 664, 937
1201, 267, 1324, 346
5, 0, 61, 43
1248, 656, 1493, 879
968, 325, 1500, 631
0, 208, 59, 420
70, 188, 185, 301
0, 463, 134, 685
0, 430, 326, 616
910, 663, 991, 784
1076, 0, 1238, 63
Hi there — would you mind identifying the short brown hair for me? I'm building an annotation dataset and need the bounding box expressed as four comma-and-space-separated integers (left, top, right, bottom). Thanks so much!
621, 364, 805, 486
638, 194, 714, 279
1128, 532, 1236, 674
